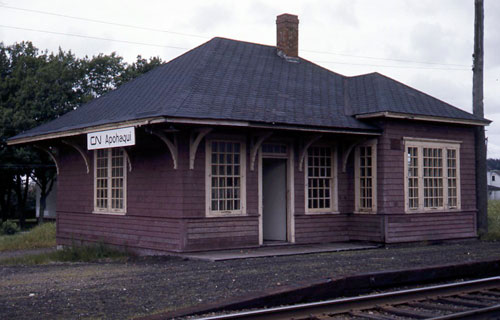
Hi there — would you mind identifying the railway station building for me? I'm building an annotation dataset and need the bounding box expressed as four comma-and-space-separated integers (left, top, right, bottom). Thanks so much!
8, 14, 490, 253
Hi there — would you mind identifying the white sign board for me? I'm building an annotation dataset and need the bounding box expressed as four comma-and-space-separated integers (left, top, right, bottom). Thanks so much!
87, 127, 135, 150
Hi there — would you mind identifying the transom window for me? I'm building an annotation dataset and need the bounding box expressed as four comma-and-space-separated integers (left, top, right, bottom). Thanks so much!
404, 139, 460, 212
207, 140, 246, 216
306, 146, 336, 213
355, 141, 377, 213
94, 148, 127, 214
261, 143, 287, 156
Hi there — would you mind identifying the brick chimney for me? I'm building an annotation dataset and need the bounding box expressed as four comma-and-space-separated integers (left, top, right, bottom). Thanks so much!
276, 13, 299, 59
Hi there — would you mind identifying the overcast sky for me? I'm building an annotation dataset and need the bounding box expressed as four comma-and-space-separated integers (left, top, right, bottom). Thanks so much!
1, 0, 499, 156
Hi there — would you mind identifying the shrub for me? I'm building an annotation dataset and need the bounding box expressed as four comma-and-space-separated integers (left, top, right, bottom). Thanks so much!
484, 200, 500, 240
0, 221, 20, 235
0, 222, 55, 251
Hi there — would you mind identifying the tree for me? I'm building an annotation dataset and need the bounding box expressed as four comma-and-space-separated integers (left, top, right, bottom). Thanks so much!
117, 55, 163, 86
0, 41, 162, 225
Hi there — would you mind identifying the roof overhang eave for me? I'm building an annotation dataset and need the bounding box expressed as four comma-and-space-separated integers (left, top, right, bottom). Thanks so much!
355, 111, 491, 126
7, 117, 169, 146
7, 116, 381, 146
166, 117, 382, 135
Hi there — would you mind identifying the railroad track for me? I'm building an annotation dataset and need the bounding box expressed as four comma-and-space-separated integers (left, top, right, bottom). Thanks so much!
197, 276, 500, 320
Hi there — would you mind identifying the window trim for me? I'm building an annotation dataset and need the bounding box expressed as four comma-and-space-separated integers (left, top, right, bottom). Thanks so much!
304, 144, 338, 214
354, 139, 377, 214
93, 148, 127, 215
205, 139, 247, 217
403, 138, 461, 213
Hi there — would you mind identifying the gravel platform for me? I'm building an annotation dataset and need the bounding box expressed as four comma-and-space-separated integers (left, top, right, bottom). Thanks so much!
1, 240, 499, 320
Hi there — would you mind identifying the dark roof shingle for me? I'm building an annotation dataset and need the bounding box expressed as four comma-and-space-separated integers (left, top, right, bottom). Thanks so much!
10, 37, 485, 142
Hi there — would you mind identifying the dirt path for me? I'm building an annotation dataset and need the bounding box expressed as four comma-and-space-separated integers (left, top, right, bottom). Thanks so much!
0, 241, 499, 320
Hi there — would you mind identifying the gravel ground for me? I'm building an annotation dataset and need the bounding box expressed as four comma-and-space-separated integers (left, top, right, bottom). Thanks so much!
0, 240, 499, 320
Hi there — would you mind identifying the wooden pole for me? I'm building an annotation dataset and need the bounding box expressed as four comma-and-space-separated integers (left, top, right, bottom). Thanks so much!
473, 0, 487, 235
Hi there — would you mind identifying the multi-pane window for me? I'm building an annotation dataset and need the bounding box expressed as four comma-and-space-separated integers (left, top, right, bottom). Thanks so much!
207, 140, 246, 215
355, 142, 377, 212
407, 147, 419, 209
404, 139, 460, 212
306, 146, 335, 212
94, 148, 126, 213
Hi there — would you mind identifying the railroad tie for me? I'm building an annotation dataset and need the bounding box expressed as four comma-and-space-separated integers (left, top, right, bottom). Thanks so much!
437, 297, 490, 308
378, 305, 438, 319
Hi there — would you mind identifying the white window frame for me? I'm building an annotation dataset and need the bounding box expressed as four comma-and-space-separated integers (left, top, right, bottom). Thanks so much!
403, 138, 461, 213
93, 148, 127, 215
305, 145, 338, 214
354, 140, 377, 213
206, 139, 247, 217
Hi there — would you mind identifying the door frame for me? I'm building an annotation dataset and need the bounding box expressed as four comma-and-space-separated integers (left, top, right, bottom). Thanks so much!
258, 142, 295, 245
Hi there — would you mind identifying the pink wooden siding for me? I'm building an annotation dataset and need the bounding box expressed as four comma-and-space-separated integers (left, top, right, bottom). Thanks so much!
182, 217, 259, 251
385, 211, 477, 243
58, 212, 181, 251
349, 214, 384, 242
54, 122, 478, 253
377, 120, 477, 214
56, 135, 184, 253
295, 214, 349, 243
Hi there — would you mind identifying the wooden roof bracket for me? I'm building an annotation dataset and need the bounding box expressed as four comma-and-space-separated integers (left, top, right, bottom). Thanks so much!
341, 137, 371, 172
62, 140, 90, 174
122, 148, 133, 172
151, 130, 178, 169
298, 135, 322, 172
250, 132, 273, 171
34, 145, 60, 175
190, 127, 213, 170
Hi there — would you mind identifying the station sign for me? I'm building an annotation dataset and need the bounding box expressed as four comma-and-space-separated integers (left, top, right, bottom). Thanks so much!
87, 127, 135, 150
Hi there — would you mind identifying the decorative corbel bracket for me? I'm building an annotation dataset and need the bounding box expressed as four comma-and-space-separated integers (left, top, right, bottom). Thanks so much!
298, 135, 322, 172
122, 149, 133, 172
62, 140, 90, 174
250, 132, 273, 171
151, 130, 178, 169
189, 127, 213, 170
34, 145, 60, 175
341, 138, 371, 172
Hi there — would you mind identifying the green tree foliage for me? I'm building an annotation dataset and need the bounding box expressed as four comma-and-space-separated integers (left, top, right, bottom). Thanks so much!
0, 41, 162, 224
487, 159, 500, 171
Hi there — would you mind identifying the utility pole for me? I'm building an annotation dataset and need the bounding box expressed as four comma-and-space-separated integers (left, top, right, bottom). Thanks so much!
473, 0, 487, 235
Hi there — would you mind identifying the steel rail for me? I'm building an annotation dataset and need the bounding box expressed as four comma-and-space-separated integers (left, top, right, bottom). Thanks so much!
196, 276, 500, 320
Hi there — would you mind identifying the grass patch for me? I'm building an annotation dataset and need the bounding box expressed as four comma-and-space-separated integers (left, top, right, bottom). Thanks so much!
483, 200, 500, 240
0, 243, 129, 265
0, 222, 56, 252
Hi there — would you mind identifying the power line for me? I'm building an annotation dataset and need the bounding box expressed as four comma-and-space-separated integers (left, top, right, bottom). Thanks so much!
303, 49, 469, 67
1, 3, 470, 68
314, 59, 470, 71
0, 24, 470, 71
0, 25, 190, 50
0, 4, 209, 39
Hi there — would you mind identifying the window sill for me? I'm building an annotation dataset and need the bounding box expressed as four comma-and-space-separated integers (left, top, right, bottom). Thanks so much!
206, 211, 247, 218
93, 210, 126, 216
404, 208, 462, 214
305, 211, 340, 215
353, 211, 377, 214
